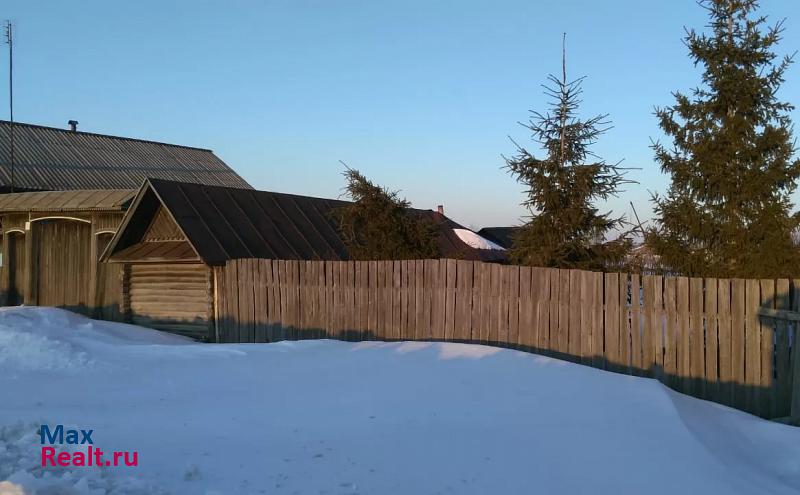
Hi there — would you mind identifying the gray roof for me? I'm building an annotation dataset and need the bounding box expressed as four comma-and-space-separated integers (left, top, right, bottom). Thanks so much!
0, 121, 252, 191
0, 189, 135, 213
105, 179, 507, 265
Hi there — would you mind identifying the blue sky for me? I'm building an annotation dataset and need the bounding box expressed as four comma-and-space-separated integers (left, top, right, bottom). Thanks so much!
2, 0, 799, 229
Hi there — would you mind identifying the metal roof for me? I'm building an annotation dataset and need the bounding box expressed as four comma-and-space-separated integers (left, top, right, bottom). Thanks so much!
0, 121, 252, 191
105, 179, 506, 265
0, 188, 135, 213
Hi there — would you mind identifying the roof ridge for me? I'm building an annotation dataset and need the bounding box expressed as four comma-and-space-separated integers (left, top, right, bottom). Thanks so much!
145, 177, 449, 215
0, 120, 214, 152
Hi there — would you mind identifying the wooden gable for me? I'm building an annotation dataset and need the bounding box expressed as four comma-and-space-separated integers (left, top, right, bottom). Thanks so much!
143, 206, 184, 242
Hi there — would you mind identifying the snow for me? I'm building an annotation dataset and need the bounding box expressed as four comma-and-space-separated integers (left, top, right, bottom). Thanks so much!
1, 307, 798, 495
452, 228, 505, 250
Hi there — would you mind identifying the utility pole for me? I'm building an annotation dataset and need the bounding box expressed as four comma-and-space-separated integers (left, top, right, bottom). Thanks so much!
4, 20, 14, 193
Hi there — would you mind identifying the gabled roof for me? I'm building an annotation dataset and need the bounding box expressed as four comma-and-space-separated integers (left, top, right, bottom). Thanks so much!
0, 121, 252, 191
0, 188, 135, 213
104, 179, 507, 265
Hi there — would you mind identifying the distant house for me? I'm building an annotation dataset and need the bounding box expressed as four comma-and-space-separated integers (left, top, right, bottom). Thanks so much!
101, 179, 506, 339
0, 121, 251, 314
477, 226, 521, 250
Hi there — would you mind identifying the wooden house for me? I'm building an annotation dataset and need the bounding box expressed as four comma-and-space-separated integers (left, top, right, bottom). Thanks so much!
0, 121, 252, 314
102, 178, 506, 340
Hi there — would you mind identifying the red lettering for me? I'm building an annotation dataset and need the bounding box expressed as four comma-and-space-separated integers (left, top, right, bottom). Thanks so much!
57, 452, 71, 466
41, 446, 55, 466
124, 452, 138, 467
113, 451, 123, 466
94, 448, 104, 466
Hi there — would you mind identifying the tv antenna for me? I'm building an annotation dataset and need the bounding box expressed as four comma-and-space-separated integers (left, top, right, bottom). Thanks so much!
4, 20, 14, 192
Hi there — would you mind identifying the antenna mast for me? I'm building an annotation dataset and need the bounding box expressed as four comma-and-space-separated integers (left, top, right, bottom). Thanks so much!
4, 20, 13, 193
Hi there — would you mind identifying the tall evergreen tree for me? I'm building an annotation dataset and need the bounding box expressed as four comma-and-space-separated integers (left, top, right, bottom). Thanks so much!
505, 37, 631, 270
333, 167, 439, 260
647, 0, 800, 278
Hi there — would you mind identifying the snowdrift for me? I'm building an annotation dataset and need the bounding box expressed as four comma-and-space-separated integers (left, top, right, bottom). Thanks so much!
0, 307, 798, 494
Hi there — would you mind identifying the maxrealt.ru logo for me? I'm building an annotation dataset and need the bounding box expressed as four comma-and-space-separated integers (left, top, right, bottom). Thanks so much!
39, 425, 138, 467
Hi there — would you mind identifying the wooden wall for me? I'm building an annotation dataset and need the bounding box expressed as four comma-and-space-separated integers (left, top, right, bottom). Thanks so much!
0, 211, 125, 319
127, 263, 214, 340
217, 258, 800, 421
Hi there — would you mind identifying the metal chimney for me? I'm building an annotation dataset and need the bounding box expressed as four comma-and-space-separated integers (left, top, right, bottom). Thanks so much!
437, 205, 444, 215
68, 120, 78, 132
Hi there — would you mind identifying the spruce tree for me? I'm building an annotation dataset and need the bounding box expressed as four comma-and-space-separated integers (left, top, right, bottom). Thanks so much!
333, 167, 439, 260
647, 0, 800, 278
505, 38, 631, 270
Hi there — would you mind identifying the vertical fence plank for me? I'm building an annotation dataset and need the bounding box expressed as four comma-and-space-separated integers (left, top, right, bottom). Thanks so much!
642, 275, 655, 377
444, 260, 456, 341
253, 261, 266, 342
676, 277, 690, 393
604, 273, 619, 371
775, 279, 791, 418
414, 260, 426, 340
619, 273, 631, 374
580, 270, 593, 364
745, 278, 762, 415
558, 269, 570, 357
518, 266, 533, 349
717, 279, 732, 407
731, 279, 746, 410
471, 262, 483, 342
705, 278, 719, 401
663, 277, 678, 388
488, 264, 501, 344
760, 279, 776, 418
508, 265, 520, 348
401, 261, 409, 341
631, 274, 642, 375
453, 261, 470, 342
537, 268, 551, 354
689, 277, 704, 397
497, 265, 510, 346
456, 260, 472, 342
568, 270, 582, 360
592, 272, 604, 368
392, 261, 402, 341
480, 263, 492, 343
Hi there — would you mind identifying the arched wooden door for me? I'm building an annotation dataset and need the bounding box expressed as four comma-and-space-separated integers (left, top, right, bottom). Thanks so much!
6, 231, 26, 306
32, 219, 92, 313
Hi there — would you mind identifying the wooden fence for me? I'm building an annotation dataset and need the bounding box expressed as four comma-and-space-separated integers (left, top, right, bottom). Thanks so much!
216, 258, 800, 421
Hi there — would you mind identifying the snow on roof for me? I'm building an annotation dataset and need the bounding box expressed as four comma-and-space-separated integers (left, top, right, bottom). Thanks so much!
452, 228, 506, 251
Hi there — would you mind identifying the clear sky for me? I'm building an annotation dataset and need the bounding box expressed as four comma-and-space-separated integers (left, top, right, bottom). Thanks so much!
2, 0, 799, 230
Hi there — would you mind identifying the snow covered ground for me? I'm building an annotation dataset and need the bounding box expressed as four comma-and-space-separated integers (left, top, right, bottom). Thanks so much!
0, 307, 798, 495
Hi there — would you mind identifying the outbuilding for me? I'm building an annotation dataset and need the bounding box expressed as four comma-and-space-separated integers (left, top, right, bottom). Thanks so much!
102, 178, 506, 340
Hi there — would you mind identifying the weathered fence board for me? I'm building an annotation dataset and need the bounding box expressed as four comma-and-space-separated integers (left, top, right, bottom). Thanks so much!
218, 258, 799, 420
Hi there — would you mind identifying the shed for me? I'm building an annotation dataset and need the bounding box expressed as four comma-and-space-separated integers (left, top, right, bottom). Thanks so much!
102, 179, 506, 340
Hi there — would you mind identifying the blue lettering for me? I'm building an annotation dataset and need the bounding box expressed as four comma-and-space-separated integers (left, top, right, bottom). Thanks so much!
80, 429, 94, 444
39, 424, 63, 445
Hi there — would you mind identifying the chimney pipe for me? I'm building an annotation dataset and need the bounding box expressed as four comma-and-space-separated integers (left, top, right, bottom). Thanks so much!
68, 120, 78, 132
437, 205, 444, 215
